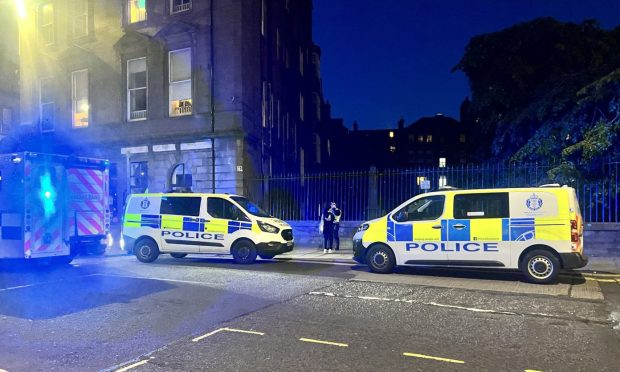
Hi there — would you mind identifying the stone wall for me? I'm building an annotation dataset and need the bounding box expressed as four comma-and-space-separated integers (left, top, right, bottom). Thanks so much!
584, 223, 620, 257
287, 221, 362, 249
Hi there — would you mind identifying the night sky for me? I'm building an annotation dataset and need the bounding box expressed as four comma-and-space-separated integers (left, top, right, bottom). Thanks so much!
313, 0, 620, 129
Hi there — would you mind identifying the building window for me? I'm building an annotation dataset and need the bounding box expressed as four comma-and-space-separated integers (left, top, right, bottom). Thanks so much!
71, 69, 89, 128
459, 133, 466, 143
261, 0, 266, 36
313, 92, 321, 119
314, 134, 321, 164
426, 134, 433, 143
170, 0, 191, 14
299, 93, 304, 121
417, 135, 423, 143
439, 157, 446, 168
127, 0, 147, 24
39, 3, 55, 46
72, 0, 89, 38
438, 175, 447, 188
299, 47, 304, 75
127, 57, 147, 121
1, 108, 12, 134
169, 48, 192, 117
130, 161, 148, 192
39, 77, 55, 132
389, 146, 396, 153
416, 176, 426, 186
276, 28, 280, 60
389, 131, 394, 138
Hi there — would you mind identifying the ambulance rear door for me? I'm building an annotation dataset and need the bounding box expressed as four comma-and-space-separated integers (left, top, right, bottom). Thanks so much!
25, 159, 68, 258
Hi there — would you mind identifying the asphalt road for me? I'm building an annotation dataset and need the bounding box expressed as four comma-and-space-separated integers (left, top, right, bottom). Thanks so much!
0, 254, 618, 372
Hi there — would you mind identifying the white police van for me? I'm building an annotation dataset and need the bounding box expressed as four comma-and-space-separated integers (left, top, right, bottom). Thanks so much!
122, 193, 294, 263
353, 186, 587, 283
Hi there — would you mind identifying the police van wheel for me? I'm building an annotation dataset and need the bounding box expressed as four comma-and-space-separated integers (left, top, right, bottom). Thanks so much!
522, 249, 560, 284
170, 253, 187, 259
232, 241, 257, 264
366, 245, 396, 274
135, 239, 160, 263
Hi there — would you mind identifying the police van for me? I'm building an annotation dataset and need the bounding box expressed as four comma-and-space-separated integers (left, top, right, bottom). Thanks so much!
353, 186, 586, 283
122, 193, 294, 263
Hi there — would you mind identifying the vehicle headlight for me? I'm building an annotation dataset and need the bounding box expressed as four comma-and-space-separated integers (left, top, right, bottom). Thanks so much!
358, 223, 369, 232
258, 221, 280, 234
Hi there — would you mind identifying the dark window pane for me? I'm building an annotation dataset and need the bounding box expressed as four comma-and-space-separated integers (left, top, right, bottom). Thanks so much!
394, 195, 445, 222
160, 196, 201, 216
207, 197, 241, 220
453, 193, 509, 219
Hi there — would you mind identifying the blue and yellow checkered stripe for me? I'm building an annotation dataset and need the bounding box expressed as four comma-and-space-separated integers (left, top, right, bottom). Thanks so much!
124, 213, 254, 234
387, 217, 537, 242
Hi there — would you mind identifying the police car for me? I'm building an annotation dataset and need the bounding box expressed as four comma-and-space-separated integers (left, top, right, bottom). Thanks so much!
353, 186, 587, 283
122, 193, 294, 264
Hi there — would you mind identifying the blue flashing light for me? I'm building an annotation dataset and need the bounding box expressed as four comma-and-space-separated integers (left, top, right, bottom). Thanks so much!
39, 171, 57, 218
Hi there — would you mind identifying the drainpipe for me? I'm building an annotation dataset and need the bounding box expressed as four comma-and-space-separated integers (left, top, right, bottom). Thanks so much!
210, 0, 216, 193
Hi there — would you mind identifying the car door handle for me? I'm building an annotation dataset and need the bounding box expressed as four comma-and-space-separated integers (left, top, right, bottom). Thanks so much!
452, 224, 466, 230
432, 224, 443, 229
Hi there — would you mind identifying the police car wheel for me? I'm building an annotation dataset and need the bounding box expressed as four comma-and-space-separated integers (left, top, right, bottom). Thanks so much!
135, 239, 160, 263
170, 253, 187, 259
366, 245, 396, 274
522, 250, 560, 284
232, 241, 257, 264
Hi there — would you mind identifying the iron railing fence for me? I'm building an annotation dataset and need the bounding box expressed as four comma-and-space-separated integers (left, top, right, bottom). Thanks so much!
248, 161, 620, 223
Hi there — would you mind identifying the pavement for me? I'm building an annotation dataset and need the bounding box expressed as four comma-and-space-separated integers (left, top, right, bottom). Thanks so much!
108, 243, 620, 275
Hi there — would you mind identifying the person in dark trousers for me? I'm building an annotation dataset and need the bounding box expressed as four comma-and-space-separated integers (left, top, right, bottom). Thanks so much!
322, 204, 335, 253
330, 202, 342, 250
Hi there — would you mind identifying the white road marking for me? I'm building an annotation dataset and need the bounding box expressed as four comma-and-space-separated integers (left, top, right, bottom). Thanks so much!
307, 291, 610, 324
114, 358, 150, 372
0, 274, 100, 292
192, 328, 225, 342
192, 327, 264, 342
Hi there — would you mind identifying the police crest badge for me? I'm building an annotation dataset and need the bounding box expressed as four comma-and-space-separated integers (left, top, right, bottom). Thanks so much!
526, 194, 543, 211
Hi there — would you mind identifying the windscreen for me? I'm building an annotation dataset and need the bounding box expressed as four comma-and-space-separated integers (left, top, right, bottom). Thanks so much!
231, 196, 271, 217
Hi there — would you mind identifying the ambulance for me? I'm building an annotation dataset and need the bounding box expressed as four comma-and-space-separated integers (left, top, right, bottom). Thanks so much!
122, 193, 294, 263
353, 185, 586, 283
0, 152, 111, 262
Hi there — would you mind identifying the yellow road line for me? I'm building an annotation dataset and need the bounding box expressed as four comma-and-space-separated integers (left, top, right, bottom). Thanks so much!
585, 277, 618, 283
223, 328, 265, 336
525, 369, 543, 372
192, 328, 225, 342
403, 352, 465, 364
299, 337, 349, 347
115, 359, 149, 372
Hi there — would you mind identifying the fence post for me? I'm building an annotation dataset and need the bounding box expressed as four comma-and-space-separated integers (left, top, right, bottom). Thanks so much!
368, 166, 379, 219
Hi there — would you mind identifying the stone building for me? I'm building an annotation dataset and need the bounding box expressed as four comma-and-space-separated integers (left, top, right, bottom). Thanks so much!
0, 1, 20, 140
340, 114, 469, 170
13, 0, 337, 216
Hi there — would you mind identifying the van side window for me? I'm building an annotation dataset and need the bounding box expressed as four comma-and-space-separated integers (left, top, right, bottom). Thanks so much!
207, 197, 248, 221
393, 195, 445, 222
454, 193, 509, 219
160, 196, 201, 216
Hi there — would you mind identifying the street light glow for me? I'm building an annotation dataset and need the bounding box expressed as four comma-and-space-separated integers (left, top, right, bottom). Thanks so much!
13, 0, 27, 19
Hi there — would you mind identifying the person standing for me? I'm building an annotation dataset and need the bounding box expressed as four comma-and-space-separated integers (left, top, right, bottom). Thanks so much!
322, 204, 335, 253
330, 202, 342, 251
